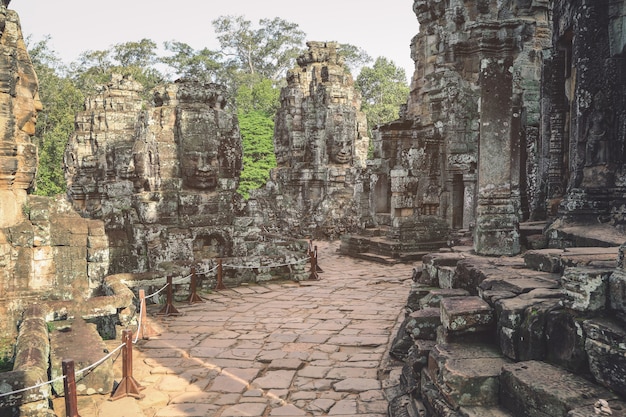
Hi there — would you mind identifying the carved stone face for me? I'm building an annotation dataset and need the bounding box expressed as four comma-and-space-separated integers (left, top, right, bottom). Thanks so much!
328, 135, 352, 165
15, 70, 43, 137
180, 136, 220, 190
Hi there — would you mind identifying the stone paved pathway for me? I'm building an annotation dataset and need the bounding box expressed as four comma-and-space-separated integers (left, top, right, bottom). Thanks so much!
65, 241, 414, 417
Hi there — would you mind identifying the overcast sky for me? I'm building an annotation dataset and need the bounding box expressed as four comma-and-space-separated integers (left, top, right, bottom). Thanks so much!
13, 0, 418, 81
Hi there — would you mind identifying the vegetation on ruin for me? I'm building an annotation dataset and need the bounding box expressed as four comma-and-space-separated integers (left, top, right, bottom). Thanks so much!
357, 57, 410, 135
26, 15, 408, 197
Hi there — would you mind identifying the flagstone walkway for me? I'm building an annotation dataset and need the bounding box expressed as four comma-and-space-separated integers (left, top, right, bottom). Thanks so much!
64, 241, 414, 417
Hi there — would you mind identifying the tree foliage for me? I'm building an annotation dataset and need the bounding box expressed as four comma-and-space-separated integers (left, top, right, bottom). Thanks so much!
27, 36, 84, 196
237, 111, 276, 199
356, 57, 409, 133
69, 38, 164, 97
212, 15, 305, 81
161, 41, 222, 82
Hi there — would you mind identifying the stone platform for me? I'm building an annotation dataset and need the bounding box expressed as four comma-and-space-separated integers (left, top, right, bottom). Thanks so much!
50, 241, 415, 417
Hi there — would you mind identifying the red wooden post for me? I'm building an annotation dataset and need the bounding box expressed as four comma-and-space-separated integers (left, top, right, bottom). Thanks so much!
62, 359, 81, 417
187, 267, 204, 304
110, 330, 145, 401
138, 289, 160, 339
157, 276, 180, 316
314, 245, 324, 273
215, 259, 226, 290
309, 246, 319, 280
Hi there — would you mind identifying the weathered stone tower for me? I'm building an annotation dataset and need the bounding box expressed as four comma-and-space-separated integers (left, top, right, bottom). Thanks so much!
370, 0, 552, 256
250, 41, 370, 238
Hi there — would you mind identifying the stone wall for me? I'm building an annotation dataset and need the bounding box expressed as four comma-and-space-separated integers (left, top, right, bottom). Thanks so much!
543, 0, 626, 239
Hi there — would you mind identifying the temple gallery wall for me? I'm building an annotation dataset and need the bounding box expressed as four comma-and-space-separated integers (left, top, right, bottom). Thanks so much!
1, 0, 626, 416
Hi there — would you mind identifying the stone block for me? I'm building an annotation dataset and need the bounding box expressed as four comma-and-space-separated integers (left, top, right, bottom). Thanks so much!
419, 288, 469, 308
407, 339, 436, 372
496, 295, 561, 361
406, 284, 436, 313
562, 267, 612, 311
438, 266, 457, 289
583, 317, 626, 397
609, 270, 626, 313
49, 319, 114, 396
479, 273, 559, 296
406, 307, 441, 340
500, 361, 618, 417
545, 310, 588, 373
427, 343, 509, 408
440, 296, 494, 334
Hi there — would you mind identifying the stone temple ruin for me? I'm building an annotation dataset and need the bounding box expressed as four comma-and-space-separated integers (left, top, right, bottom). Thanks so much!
0, 0, 626, 415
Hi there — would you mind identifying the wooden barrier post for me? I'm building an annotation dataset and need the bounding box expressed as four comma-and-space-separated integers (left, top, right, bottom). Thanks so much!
110, 330, 145, 401
138, 289, 160, 339
314, 245, 324, 273
215, 259, 226, 290
309, 246, 319, 280
187, 267, 204, 304
157, 276, 180, 316
62, 359, 81, 417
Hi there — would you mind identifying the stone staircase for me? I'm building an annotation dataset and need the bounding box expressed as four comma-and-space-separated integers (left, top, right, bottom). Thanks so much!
339, 224, 448, 264
387, 245, 626, 417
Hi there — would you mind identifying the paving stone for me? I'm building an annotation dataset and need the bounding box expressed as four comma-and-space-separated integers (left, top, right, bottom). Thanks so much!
268, 358, 304, 370
269, 403, 307, 415
328, 398, 358, 415
333, 378, 381, 392
154, 403, 220, 417
221, 402, 268, 416
253, 370, 297, 389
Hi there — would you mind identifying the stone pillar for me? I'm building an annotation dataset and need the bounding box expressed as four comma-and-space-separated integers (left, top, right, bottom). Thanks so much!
463, 173, 476, 230
474, 58, 520, 256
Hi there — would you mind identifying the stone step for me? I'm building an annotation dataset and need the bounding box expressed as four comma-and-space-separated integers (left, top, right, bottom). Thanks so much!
500, 360, 621, 417
427, 343, 510, 409
524, 247, 619, 273
49, 318, 114, 396
350, 251, 400, 264
440, 296, 494, 335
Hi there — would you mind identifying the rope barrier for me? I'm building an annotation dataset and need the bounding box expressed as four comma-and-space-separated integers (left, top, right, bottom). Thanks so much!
1, 248, 317, 404
0, 376, 64, 398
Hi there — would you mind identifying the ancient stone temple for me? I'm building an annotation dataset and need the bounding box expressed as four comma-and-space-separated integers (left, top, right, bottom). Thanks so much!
541, 0, 626, 246
0, 5, 109, 340
363, 0, 552, 256
65, 77, 244, 273
65, 76, 307, 283
249, 41, 370, 238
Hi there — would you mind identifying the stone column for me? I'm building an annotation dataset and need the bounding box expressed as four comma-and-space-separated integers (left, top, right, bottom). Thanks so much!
463, 173, 476, 230
474, 58, 521, 256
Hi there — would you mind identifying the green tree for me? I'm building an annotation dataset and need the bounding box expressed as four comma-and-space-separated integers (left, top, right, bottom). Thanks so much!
235, 75, 280, 116
69, 39, 164, 97
27, 36, 84, 196
161, 41, 222, 82
212, 15, 305, 81
338, 43, 372, 74
237, 110, 276, 199
356, 57, 409, 133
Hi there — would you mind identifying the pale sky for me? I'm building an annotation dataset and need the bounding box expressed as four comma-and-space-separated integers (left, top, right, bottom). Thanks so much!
13, 0, 418, 81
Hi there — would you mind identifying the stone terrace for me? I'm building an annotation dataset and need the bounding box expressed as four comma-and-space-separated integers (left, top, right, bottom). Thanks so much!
53, 241, 414, 417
